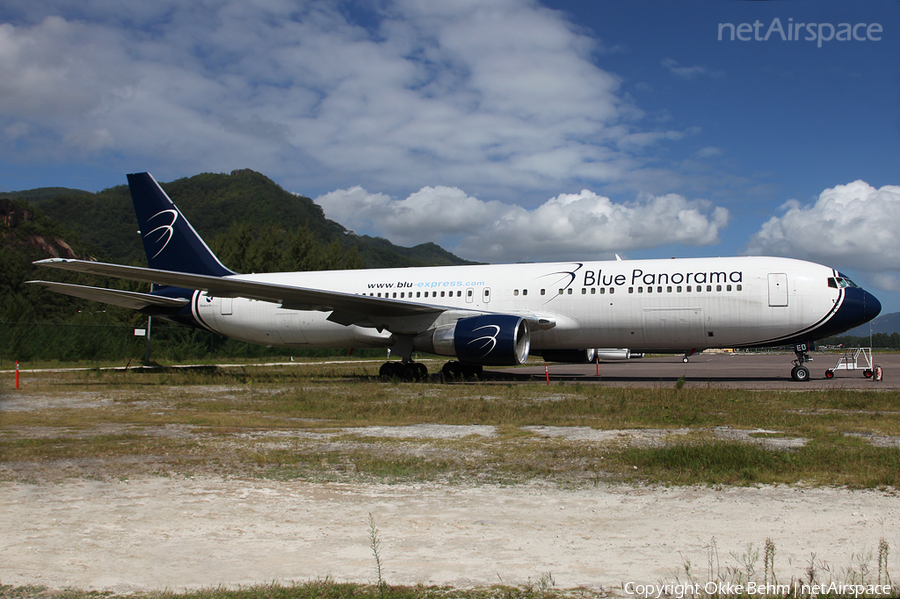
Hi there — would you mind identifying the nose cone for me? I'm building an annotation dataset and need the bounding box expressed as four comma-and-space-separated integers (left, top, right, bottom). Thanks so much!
835, 286, 882, 333
861, 288, 882, 323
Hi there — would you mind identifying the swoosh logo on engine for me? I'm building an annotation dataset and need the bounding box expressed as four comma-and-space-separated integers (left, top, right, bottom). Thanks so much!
467, 324, 501, 357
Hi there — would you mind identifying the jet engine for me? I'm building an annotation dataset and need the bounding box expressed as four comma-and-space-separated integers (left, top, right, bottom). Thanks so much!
414, 314, 530, 365
595, 348, 632, 360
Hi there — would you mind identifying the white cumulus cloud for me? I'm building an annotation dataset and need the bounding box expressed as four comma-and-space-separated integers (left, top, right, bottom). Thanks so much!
316, 186, 729, 263
0, 0, 687, 199
743, 181, 900, 288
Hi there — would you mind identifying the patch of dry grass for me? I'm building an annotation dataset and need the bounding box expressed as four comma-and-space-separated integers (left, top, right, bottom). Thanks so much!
3, 366, 900, 487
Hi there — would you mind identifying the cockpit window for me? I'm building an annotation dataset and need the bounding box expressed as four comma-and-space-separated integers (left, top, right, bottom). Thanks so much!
828, 277, 859, 289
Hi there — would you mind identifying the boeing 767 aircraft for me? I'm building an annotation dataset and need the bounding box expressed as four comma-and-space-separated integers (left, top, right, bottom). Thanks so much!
30, 173, 881, 381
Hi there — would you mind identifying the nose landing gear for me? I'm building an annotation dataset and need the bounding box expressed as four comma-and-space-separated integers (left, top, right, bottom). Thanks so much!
791, 342, 812, 382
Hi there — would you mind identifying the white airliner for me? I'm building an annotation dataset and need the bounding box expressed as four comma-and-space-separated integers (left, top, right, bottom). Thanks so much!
30, 173, 881, 382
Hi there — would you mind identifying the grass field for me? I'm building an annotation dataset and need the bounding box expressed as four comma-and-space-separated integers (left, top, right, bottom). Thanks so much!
4, 362, 900, 598
3, 361, 900, 489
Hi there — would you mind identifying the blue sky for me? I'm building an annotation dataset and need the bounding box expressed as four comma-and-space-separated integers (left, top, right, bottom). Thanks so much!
2, 0, 899, 311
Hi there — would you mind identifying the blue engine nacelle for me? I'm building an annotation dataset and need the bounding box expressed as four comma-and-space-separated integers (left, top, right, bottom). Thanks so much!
413, 314, 530, 365
539, 348, 597, 363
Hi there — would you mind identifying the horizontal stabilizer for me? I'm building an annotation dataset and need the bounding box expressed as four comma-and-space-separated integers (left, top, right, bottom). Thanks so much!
27, 280, 190, 311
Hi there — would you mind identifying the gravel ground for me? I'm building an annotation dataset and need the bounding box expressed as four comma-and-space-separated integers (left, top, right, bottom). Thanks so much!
2, 475, 898, 595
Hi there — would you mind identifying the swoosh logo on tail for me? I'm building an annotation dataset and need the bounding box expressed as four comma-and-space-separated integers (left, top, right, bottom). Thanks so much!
145, 209, 178, 259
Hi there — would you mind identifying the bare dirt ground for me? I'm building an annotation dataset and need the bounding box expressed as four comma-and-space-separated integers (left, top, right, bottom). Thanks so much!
3, 474, 899, 594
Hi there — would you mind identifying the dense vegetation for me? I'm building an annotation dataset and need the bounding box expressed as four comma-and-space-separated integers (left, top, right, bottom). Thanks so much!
1, 170, 471, 364
821, 333, 900, 350
25, 169, 472, 269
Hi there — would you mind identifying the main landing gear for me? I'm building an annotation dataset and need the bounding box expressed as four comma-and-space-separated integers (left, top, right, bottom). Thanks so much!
379, 360, 428, 381
791, 343, 812, 382
378, 360, 486, 381
378, 337, 429, 381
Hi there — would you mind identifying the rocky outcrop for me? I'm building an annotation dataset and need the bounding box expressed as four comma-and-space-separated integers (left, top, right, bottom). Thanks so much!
0, 198, 80, 259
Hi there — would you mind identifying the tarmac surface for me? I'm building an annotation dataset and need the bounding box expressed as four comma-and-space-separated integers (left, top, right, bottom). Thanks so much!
489, 351, 897, 389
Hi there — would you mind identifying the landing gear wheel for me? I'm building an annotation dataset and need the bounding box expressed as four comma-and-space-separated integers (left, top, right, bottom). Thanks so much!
442, 361, 463, 380
824, 369, 834, 379
791, 365, 810, 382
864, 369, 873, 378
416, 362, 428, 380
682, 356, 690, 363
379, 362, 402, 380
791, 343, 813, 383
401, 362, 421, 381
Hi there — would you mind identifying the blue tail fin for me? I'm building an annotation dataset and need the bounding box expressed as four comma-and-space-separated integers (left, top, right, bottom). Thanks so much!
127, 172, 235, 276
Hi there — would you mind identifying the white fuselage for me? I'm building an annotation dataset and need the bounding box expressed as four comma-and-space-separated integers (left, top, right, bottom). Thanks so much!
191, 256, 844, 352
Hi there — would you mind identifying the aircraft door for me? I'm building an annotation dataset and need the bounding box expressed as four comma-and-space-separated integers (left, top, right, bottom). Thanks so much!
768, 273, 789, 307
483, 287, 492, 303
220, 297, 233, 316
466, 288, 474, 303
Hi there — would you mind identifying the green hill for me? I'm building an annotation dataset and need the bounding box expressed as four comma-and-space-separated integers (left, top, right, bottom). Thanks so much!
0, 198, 103, 321
26, 169, 474, 269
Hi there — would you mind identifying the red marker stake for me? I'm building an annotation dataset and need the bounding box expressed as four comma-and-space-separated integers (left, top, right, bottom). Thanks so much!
15, 360, 20, 390
545, 363, 550, 386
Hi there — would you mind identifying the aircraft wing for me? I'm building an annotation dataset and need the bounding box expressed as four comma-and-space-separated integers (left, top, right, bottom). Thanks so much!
32, 258, 445, 320
27, 280, 190, 311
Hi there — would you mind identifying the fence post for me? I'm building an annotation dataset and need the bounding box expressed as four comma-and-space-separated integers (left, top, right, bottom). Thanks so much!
144, 316, 152, 364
